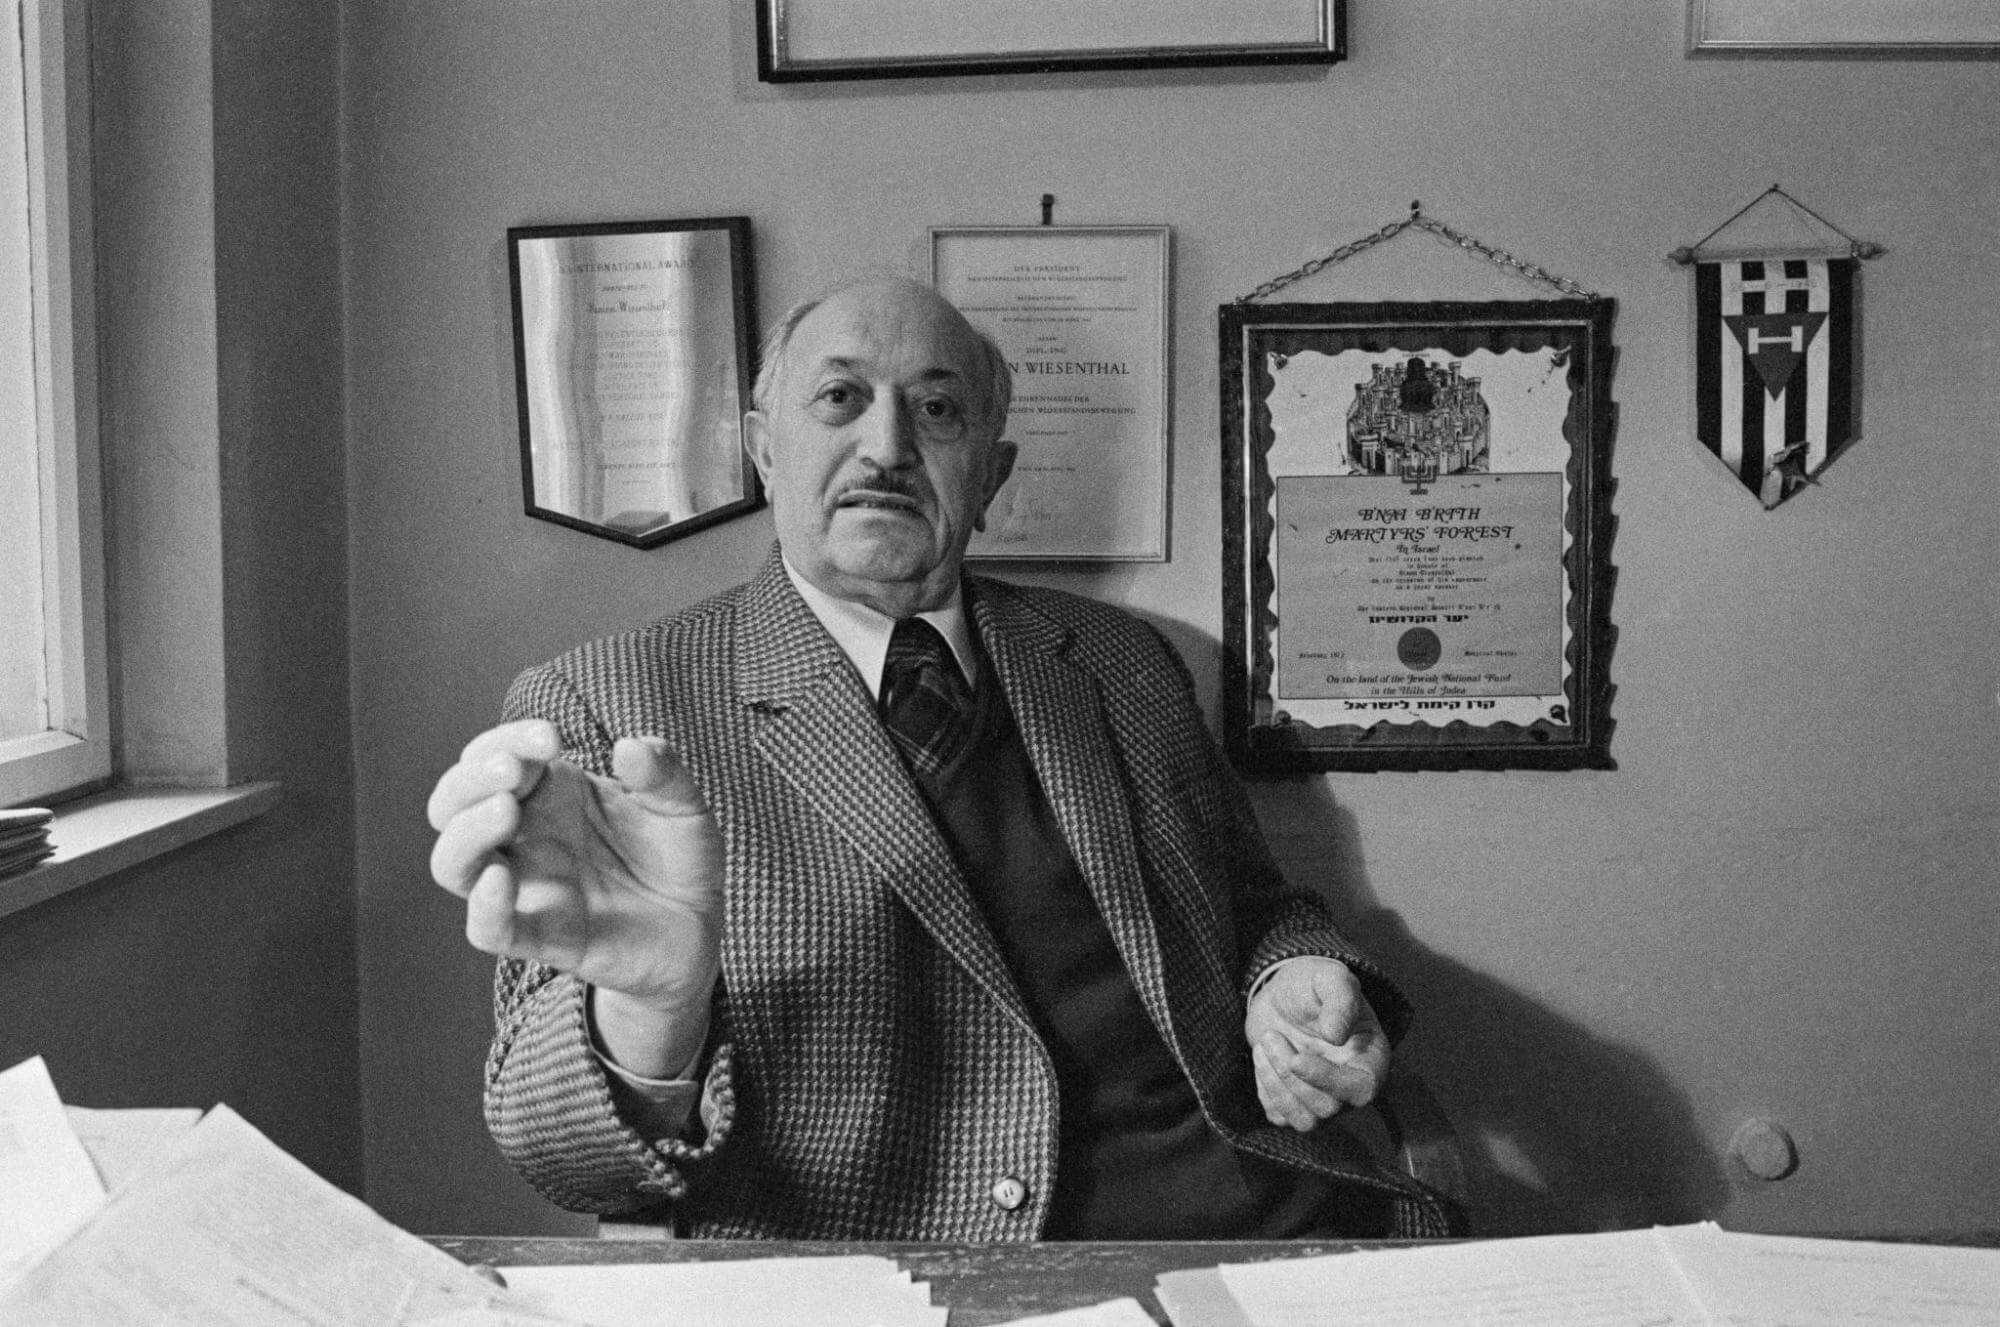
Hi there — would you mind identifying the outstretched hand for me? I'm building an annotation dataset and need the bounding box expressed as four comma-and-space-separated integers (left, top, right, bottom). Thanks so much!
1244, 957, 1389, 1132
427, 720, 725, 1019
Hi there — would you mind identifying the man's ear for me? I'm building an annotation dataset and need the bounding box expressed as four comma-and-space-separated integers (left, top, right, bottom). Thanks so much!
972, 440, 1018, 533
743, 410, 774, 485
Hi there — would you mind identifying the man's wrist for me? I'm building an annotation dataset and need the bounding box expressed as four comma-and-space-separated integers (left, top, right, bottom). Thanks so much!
589, 984, 712, 1081
1249, 954, 1332, 1003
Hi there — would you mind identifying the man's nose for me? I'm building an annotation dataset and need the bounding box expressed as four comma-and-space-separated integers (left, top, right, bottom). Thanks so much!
853, 395, 918, 468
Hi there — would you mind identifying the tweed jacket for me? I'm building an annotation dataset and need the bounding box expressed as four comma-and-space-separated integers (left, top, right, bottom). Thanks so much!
483, 548, 1450, 1239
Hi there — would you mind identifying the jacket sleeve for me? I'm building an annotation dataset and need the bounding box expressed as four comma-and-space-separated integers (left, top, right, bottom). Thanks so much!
478, 660, 738, 1216
1141, 629, 1415, 1044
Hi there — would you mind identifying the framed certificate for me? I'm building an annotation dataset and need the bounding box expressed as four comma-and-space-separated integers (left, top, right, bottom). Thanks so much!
1220, 299, 1619, 772
758, 0, 1343, 82
933, 225, 1170, 562
507, 217, 761, 549
1688, 0, 2000, 52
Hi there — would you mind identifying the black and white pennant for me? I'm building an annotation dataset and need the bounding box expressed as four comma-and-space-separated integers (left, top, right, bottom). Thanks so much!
1694, 256, 1857, 509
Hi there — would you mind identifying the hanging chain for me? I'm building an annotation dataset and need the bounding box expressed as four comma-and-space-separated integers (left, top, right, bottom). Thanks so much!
1235, 202, 1599, 304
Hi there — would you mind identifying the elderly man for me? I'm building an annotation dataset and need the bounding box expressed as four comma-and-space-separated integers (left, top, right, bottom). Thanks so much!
428, 277, 1448, 1240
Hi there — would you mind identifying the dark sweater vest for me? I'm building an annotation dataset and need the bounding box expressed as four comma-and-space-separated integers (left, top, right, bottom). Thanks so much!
905, 666, 1336, 1238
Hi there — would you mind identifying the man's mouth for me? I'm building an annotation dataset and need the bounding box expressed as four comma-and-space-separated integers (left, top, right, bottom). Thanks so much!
835, 489, 922, 514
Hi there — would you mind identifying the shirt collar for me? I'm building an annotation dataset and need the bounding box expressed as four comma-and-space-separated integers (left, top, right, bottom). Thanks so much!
780, 556, 978, 700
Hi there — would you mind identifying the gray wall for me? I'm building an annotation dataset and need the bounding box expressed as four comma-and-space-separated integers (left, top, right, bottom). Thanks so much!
0, 0, 359, 1190
341, 4, 1997, 1235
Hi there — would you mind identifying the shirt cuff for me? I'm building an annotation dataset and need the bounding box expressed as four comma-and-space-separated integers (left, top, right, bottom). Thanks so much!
586, 991, 706, 1139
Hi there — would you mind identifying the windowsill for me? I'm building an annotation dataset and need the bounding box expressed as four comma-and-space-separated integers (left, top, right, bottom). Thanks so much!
0, 781, 281, 921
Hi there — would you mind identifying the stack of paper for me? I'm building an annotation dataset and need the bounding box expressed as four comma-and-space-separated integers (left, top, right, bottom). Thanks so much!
1157, 1223, 2000, 1327
0, 1056, 582, 1325
0, 807, 54, 880
1, 1055, 953, 1327
502, 1257, 946, 1327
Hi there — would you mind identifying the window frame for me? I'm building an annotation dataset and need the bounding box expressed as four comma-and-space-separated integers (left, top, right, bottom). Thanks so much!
0, 0, 110, 809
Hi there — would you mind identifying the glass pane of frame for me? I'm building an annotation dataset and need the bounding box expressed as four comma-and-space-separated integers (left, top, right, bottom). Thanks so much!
507, 217, 761, 550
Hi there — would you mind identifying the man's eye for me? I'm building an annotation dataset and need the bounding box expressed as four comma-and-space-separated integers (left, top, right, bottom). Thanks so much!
915, 397, 964, 428
810, 384, 864, 419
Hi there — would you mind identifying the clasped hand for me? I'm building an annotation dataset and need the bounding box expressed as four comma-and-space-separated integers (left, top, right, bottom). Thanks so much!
426, 720, 725, 1033
1244, 957, 1390, 1132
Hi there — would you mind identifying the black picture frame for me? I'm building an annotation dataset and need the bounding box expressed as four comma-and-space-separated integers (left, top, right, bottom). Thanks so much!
507, 217, 760, 549
755, 0, 1344, 83
1220, 299, 1619, 772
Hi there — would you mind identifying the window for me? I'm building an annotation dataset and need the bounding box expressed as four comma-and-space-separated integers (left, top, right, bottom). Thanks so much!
0, 0, 109, 808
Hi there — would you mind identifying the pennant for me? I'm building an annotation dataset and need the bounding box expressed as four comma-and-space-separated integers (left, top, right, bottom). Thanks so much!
1694, 256, 1856, 508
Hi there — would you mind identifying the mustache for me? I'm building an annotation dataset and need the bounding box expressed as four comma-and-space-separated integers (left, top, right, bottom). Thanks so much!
835, 472, 929, 503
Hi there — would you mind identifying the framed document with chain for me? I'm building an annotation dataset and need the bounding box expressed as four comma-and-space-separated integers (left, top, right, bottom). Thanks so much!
1221, 298, 1618, 771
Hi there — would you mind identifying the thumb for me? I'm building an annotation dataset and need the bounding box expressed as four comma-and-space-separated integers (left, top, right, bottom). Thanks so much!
610, 735, 710, 816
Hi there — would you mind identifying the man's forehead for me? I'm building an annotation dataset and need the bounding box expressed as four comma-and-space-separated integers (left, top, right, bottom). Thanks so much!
808, 353, 968, 386
788, 284, 984, 383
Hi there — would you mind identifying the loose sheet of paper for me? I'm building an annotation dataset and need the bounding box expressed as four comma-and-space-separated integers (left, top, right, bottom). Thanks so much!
64, 1103, 203, 1192
1658, 1222, 2000, 1327
0, 1103, 573, 1325
500, 1257, 946, 1327
1207, 1228, 1711, 1327
0, 1056, 105, 1292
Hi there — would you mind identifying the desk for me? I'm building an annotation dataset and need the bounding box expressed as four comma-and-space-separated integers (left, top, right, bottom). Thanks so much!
429, 1238, 1410, 1325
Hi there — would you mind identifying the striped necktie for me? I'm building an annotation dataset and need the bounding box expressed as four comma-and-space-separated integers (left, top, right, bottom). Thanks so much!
879, 617, 976, 779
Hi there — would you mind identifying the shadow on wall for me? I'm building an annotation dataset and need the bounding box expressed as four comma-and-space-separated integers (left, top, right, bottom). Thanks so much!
1252, 780, 1732, 1236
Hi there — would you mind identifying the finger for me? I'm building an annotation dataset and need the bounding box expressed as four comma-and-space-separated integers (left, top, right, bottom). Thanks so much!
428, 731, 558, 830
1255, 1035, 1322, 1131
463, 860, 523, 956
1333, 1041, 1391, 1108
459, 718, 561, 766
430, 722, 560, 827
1278, 1021, 1349, 1063
428, 751, 532, 831
1252, 1042, 1306, 1129
1270, 1051, 1342, 1120
611, 736, 710, 816
1318, 1001, 1387, 1080
430, 792, 523, 894
1277, 1045, 1379, 1110
1306, 967, 1365, 1044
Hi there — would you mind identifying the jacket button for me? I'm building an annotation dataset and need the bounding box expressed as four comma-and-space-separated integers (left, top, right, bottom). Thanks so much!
990, 1176, 1028, 1211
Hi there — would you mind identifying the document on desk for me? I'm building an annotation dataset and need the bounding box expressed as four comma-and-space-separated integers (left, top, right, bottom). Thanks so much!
1657, 1222, 2000, 1327
500, 1256, 946, 1327
64, 1103, 203, 1191
0, 1056, 106, 1292
1156, 1225, 2000, 1327
0, 1102, 579, 1325
1162, 1228, 1709, 1327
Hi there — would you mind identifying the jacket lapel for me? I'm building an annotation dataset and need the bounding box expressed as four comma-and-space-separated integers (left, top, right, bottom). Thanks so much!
732, 550, 1033, 1031
971, 580, 1172, 1027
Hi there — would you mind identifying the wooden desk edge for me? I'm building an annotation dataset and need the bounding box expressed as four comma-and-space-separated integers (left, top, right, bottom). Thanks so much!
426, 1238, 1433, 1325
428, 1232, 2000, 1326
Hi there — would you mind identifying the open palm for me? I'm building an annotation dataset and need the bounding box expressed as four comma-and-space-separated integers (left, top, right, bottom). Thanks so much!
431, 722, 725, 1011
